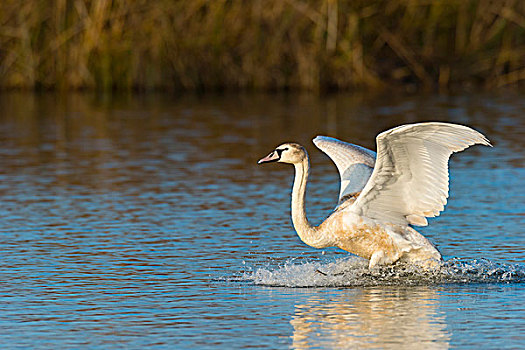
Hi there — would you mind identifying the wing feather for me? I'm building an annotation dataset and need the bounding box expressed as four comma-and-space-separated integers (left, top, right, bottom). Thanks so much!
313, 136, 376, 204
349, 122, 491, 226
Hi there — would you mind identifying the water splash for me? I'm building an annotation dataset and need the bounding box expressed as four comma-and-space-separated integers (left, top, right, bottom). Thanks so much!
240, 256, 525, 287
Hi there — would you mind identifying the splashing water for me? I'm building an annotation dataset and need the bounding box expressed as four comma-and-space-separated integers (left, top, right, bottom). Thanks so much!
235, 256, 525, 288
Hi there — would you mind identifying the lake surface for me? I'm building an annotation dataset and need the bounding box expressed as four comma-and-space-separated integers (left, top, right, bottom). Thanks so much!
0, 92, 523, 349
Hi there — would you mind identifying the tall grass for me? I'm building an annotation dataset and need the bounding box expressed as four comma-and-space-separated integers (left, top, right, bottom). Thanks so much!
1, 0, 525, 91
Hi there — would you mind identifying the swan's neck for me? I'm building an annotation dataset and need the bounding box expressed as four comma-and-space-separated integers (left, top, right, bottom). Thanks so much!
291, 157, 331, 248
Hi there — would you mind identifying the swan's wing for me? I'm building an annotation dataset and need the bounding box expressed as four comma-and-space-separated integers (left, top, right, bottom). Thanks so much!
349, 122, 491, 226
313, 136, 376, 204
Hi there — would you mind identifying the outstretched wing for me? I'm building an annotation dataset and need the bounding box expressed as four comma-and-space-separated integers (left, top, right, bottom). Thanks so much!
349, 122, 491, 226
313, 136, 376, 204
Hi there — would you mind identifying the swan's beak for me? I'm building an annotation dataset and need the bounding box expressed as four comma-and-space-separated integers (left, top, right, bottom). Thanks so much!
258, 151, 279, 164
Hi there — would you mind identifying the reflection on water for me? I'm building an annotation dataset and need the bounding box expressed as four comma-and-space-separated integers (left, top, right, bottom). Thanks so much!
291, 287, 449, 349
0, 92, 523, 348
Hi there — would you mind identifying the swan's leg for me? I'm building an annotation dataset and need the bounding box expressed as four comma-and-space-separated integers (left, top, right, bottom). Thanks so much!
368, 251, 385, 269
369, 250, 400, 269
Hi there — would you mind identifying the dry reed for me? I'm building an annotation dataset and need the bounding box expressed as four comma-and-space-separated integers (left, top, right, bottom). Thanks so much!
1, 0, 525, 92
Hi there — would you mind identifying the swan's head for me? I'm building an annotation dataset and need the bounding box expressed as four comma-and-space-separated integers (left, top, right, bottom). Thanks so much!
258, 143, 307, 165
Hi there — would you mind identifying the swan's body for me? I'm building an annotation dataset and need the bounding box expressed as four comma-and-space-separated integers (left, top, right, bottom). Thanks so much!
258, 122, 491, 269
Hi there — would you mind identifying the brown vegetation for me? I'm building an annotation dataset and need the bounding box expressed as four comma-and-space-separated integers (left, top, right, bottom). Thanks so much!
1, 0, 525, 92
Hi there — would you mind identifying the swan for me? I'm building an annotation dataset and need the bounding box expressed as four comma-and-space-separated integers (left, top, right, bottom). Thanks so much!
258, 122, 491, 269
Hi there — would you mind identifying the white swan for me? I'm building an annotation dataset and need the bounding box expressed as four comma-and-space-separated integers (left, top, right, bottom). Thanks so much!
258, 122, 491, 269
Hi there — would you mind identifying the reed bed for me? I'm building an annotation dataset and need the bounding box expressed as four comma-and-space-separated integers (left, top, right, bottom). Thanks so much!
1, 0, 525, 92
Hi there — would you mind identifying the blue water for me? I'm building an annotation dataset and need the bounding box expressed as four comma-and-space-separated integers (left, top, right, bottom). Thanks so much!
0, 92, 523, 349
